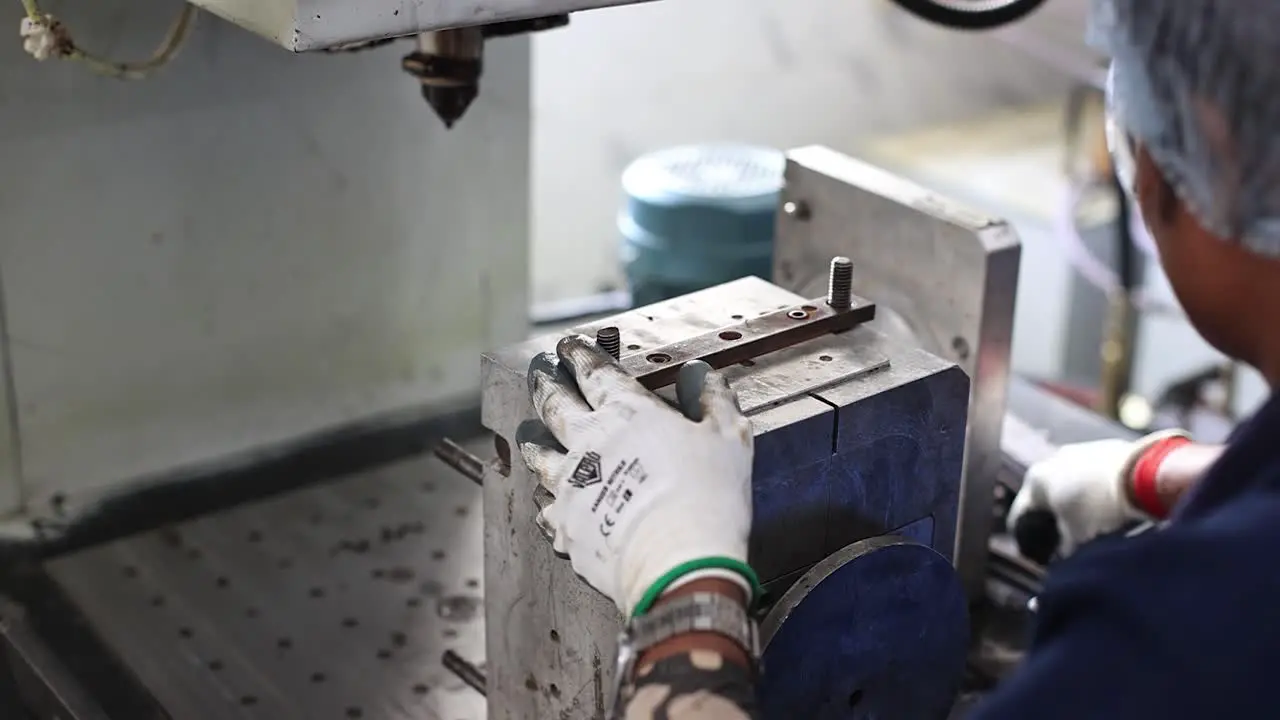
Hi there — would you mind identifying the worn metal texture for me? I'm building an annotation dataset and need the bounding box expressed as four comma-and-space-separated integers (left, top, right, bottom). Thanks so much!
772, 146, 1021, 598
759, 536, 968, 720
481, 276, 968, 719
42, 449, 487, 720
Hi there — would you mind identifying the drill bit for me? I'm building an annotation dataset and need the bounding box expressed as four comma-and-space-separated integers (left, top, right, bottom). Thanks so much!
401, 27, 483, 129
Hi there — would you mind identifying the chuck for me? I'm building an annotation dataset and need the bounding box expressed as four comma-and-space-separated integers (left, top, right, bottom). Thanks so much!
401, 27, 484, 129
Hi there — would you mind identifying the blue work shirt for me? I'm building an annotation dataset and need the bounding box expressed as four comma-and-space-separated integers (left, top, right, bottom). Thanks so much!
974, 391, 1280, 719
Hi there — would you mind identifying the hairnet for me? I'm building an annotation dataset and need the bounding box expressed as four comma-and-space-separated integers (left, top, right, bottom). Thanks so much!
1089, 0, 1280, 256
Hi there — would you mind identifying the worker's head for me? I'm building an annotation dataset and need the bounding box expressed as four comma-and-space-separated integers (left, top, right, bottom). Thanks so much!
1093, 0, 1280, 383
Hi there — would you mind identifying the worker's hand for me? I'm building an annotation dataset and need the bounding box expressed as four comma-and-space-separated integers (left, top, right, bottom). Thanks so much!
519, 335, 756, 617
1008, 431, 1188, 558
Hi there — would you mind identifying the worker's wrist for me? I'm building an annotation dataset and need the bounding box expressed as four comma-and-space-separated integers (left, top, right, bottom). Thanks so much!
629, 556, 760, 617
1123, 430, 1193, 519
634, 578, 753, 672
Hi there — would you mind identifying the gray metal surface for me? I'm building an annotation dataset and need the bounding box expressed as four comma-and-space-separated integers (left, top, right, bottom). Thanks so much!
44, 448, 488, 720
772, 145, 1022, 598
481, 276, 965, 720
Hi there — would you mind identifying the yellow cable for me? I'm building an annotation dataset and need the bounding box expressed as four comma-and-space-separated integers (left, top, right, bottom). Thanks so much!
19, 0, 197, 80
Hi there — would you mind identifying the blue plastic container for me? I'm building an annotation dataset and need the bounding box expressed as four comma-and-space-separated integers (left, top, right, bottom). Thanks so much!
619, 144, 785, 306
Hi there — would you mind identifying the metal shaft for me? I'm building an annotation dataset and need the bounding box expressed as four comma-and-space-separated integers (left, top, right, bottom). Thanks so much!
826, 256, 853, 309
433, 438, 484, 486
442, 650, 487, 697
596, 326, 621, 360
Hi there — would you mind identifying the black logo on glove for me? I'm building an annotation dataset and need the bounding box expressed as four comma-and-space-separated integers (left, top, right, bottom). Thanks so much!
569, 451, 604, 489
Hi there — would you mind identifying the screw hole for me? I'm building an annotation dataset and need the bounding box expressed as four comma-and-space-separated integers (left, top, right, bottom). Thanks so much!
343, 617, 359, 628
150, 595, 165, 608
277, 637, 293, 650
952, 336, 971, 361
247, 530, 262, 543
549, 629, 560, 643
718, 330, 743, 341
178, 627, 193, 639
788, 309, 808, 320
278, 558, 293, 570
465, 578, 479, 589
455, 506, 468, 517
413, 683, 429, 695
432, 550, 446, 561
549, 683, 562, 698
740, 360, 756, 368
245, 607, 260, 619
311, 672, 326, 684
122, 565, 138, 579
241, 695, 258, 707
819, 355, 833, 362
391, 632, 408, 647
346, 707, 363, 718
208, 660, 224, 672
376, 649, 392, 660
443, 628, 458, 639
731, 314, 743, 320
848, 689, 865, 707
407, 597, 421, 608
626, 344, 641, 351
646, 353, 672, 364
309, 587, 325, 599
215, 576, 230, 588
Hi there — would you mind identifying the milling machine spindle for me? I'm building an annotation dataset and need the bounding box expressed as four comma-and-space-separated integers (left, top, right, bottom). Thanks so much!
402, 27, 483, 129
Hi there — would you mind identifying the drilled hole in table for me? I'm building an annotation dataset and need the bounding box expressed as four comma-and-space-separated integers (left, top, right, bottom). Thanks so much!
186, 548, 203, 561
421, 482, 435, 493
407, 597, 422, 608
245, 607, 260, 619
277, 637, 293, 650
626, 344, 641, 351
311, 672, 326, 684
363, 497, 380, 510
443, 628, 458, 639
178, 627, 193, 639
465, 578, 479, 589
455, 506, 468, 517
432, 550, 446, 561
719, 330, 743, 341
391, 632, 408, 648
819, 355, 833, 362
550, 683, 562, 698
309, 587, 325, 599
413, 683, 429, 695
278, 558, 293, 570
216, 576, 230, 588
241, 696, 257, 707
376, 649, 392, 660
342, 617, 359, 628
731, 314, 744, 320
247, 530, 263, 543
647, 353, 672, 364
122, 565, 138, 579
372, 568, 385, 579
740, 360, 756, 367
550, 629, 560, 643
150, 595, 165, 608
208, 660, 224, 672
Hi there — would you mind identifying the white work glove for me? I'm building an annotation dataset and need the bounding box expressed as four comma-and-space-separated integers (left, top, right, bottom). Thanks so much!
519, 335, 756, 617
1008, 430, 1188, 558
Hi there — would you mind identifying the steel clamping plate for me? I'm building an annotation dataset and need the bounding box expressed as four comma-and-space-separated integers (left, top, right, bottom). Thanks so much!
759, 536, 969, 719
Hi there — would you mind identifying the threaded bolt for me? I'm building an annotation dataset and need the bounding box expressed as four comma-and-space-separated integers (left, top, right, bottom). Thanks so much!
826, 256, 853, 310
596, 326, 621, 360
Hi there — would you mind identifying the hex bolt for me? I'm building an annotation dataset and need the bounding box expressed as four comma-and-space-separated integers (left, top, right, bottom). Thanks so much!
596, 326, 621, 360
826, 256, 853, 310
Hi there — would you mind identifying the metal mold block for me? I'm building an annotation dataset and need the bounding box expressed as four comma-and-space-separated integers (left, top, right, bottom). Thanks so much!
773, 146, 1020, 597
481, 276, 969, 719
43, 450, 488, 720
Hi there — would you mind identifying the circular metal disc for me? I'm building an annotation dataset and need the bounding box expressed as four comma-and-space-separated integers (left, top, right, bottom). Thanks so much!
759, 536, 969, 719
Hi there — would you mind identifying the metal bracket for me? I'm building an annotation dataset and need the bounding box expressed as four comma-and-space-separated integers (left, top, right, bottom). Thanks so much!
614, 295, 877, 391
